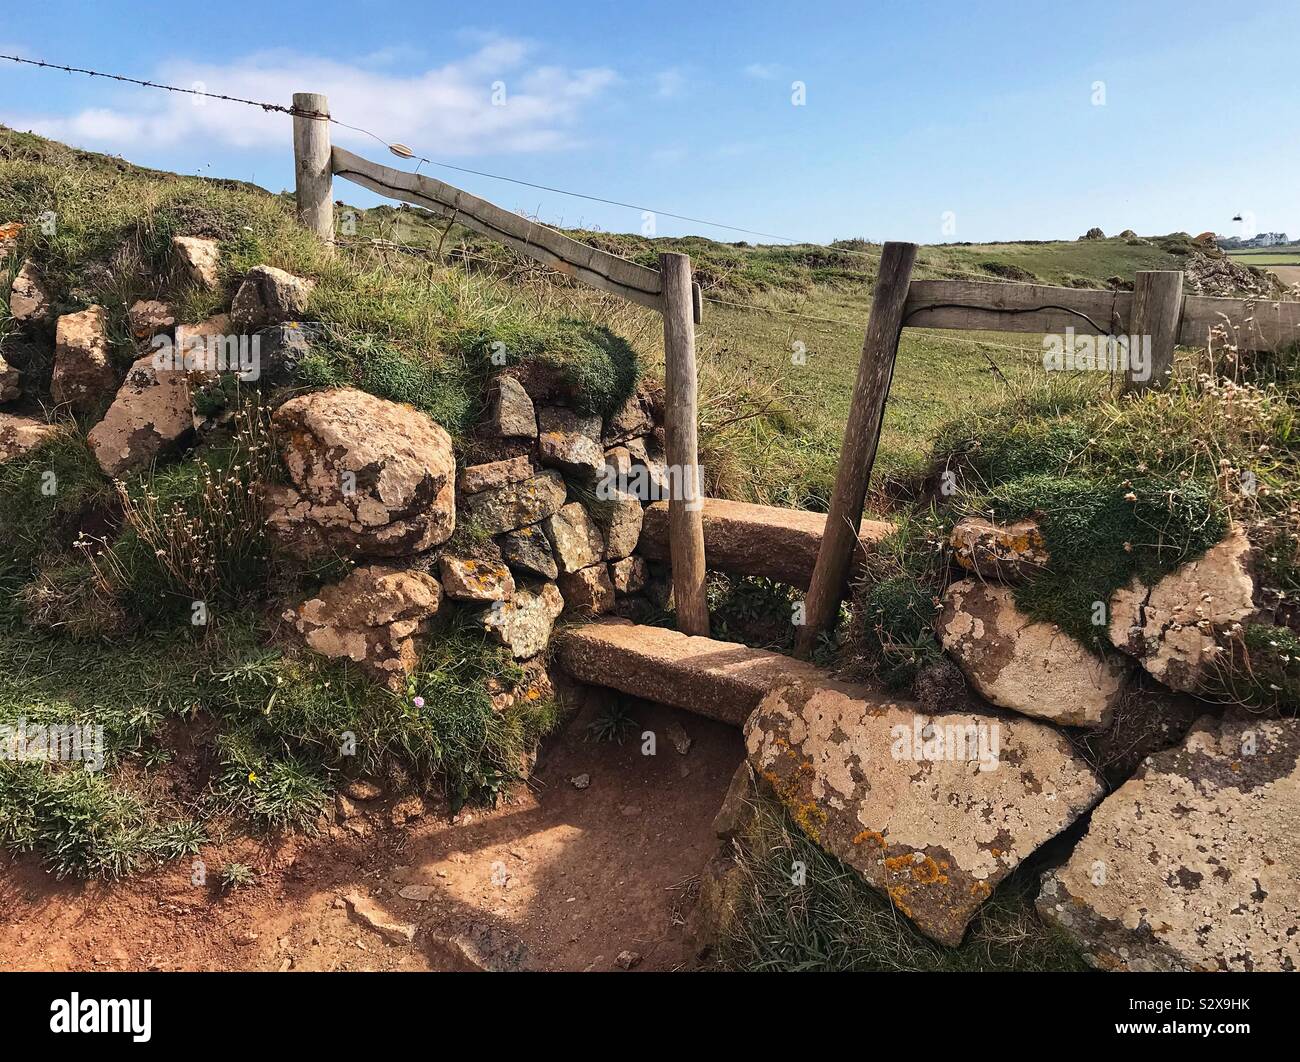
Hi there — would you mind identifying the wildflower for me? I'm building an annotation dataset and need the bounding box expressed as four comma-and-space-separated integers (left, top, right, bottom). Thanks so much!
413, 696, 425, 708
1124, 492, 1137, 502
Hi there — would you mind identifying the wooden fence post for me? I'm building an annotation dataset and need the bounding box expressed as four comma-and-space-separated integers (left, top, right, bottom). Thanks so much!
794, 240, 917, 658
660, 252, 710, 637
1128, 270, 1184, 391
292, 92, 333, 244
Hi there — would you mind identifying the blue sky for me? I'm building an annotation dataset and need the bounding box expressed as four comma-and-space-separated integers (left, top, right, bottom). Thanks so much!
2, 0, 1296, 245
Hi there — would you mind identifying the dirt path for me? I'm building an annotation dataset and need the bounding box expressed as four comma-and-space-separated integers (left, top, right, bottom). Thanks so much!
0, 698, 744, 972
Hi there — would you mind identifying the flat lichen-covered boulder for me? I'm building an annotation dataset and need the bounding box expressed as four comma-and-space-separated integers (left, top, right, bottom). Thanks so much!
86, 353, 198, 477
745, 680, 1104, 946
949, 516, 1049, 584
0, 411, 64, 463
1037, 714, 1300, 971
939, 579, 1128, 728
264, 388, 456, 558
1108, 526, 1255, 693
284, 564, 443, 689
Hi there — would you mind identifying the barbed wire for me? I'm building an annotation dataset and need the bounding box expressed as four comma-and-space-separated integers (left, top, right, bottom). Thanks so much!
0, 51, 884, 260
1, 50, 1064, 321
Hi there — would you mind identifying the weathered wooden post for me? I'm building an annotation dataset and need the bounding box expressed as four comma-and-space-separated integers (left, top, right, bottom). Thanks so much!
1127, 270, 1184, 391
794, 240, 917, 658
660, 252, 710, 636
292, 92, 333, 244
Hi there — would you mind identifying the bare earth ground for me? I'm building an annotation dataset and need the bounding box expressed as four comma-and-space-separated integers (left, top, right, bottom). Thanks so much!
0, 699, 744, 972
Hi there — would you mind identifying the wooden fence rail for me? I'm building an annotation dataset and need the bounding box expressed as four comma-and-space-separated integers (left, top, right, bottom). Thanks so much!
904, 279, 1300, 354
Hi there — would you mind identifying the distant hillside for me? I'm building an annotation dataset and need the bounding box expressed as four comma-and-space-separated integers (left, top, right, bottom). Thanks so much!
351, 201, 1201, 298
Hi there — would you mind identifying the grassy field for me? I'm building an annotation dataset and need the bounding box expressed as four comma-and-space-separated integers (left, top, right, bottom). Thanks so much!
353, 203, 1203, 508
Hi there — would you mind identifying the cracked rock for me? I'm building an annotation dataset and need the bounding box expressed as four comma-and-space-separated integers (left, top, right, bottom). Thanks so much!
1037, 714, 1300, 971
745, 679, 1102, 946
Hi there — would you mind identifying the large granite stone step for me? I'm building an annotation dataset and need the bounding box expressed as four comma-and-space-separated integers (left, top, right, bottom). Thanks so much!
552, 618, 846, 726
638, 498, 892, 589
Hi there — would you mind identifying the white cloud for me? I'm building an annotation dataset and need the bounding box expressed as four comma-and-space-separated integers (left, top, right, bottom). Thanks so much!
654, 68, 687, 98
1, 39, 617, 157
743, 63, 781, 80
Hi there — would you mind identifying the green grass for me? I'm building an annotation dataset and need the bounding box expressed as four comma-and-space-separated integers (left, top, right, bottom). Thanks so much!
0, 611, 564, 874
847, 353, 1300, 710
1227, 251, 1300, 266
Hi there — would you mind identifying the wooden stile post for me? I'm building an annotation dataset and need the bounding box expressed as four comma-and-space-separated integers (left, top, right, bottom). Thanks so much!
1128, 270, 1184, 392
794, 240, 917, 658
660, 252, 710, 637
293, 92, 334, 244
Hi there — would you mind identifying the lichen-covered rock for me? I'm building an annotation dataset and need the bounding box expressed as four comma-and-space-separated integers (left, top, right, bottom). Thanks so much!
939, 579, 1128, 728
498, 524, 558, 579
0, 221, 22, 258
746, 680, 1103, 946
9, 261, 52, 323
0, 412, 63, 463
264, 388, 456, 558
127, 300, 176, 342
1037, 714, 1300, 971
170, 235, 220, 289
230, 265, 313, 330
1108, 527, 1255, 693
254, 322, 316, 385
0, 352, 19, 402
624, 436, 671, 500
539, 406, 601, 440
594, 489, 643, 560
466, 470, 567, 535
602, 379, 660, 447
458, 454, 534, 495
439, 552, 515, 603
558, 564, 615, 616
52, 306, 116, 413
538, 406, 604, 482
284, 564, 443, 689
610, 555, 647, 595
86, 354, 197, 476
481, 581, 565, 658
950, 517, 1049, 584
487, 375, 537, 438
543, 502, 605, 573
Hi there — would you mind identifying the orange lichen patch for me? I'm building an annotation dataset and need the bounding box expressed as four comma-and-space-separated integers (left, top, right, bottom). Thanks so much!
969, 880, 993, 900
852, 829, 886, 848
886, 884, 913, 917
909, 856, 949, 886
759, 766, 828, 843
883, 855, 914, 874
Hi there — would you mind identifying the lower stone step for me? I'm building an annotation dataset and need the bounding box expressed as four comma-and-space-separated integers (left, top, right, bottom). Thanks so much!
552, 618, 852, 726
637, 498, 893, 589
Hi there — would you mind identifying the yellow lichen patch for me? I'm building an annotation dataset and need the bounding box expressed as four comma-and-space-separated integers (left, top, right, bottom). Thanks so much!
886, 884, 913, 917
909, 856, 949, 886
